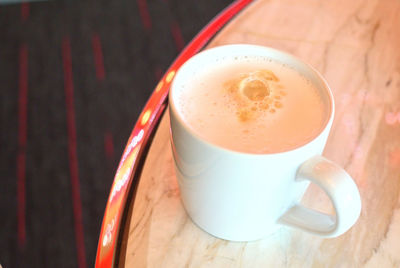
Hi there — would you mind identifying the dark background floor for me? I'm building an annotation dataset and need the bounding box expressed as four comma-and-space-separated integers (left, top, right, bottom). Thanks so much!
0, 1, 233, 267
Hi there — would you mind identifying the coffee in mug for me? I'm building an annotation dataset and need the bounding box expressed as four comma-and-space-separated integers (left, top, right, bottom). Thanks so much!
169, 44, 361, 241
174, 55, 330, 153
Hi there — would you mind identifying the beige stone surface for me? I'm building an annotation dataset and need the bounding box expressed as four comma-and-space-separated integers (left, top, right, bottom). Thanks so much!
119, 0, 400, 267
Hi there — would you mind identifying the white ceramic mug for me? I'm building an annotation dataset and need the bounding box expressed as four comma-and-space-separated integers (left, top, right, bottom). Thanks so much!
169, 45, 361, 241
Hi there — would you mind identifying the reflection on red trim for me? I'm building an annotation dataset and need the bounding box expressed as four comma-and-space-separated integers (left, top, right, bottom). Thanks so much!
95, 1, 253, 267
154, 66, 163, 81
170, 20, 185, 52
21, 3, 29, 22
17, 43, 28, 249
62, 36, 87, 268
104, 131, 115, 162
137, 0, 152, 31
92, 34, 106, 81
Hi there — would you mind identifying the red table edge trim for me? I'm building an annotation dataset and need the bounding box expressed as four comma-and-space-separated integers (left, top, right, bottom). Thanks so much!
95, 1, 254, 267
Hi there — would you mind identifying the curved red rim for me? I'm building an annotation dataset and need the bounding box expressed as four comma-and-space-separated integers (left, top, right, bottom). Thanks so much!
95, 1, 253, 267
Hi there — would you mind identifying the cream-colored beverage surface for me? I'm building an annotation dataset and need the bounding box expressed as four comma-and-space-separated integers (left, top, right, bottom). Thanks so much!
175, 56, 329, 154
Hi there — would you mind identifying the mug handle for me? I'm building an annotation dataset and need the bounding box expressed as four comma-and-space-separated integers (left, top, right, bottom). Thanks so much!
278, 155, 361, 237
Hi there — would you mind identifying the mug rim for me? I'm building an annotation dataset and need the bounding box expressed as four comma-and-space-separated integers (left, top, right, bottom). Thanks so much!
169, 44, 335, 156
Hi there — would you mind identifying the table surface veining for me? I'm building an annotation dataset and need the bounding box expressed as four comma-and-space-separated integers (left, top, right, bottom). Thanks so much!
118, 0, 400, 267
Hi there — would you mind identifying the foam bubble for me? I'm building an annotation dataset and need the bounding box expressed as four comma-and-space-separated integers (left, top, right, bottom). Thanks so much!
274, 101, 283, 108
239, 77, 270, 101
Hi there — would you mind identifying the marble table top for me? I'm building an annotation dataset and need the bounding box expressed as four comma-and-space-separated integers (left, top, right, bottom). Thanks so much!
118, 0, 400, 266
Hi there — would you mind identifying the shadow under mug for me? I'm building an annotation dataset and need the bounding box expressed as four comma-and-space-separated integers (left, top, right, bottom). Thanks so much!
168, 44, 361, 241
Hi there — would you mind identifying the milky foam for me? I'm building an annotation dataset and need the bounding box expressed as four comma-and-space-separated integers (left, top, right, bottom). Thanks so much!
174, 56, 329, 154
